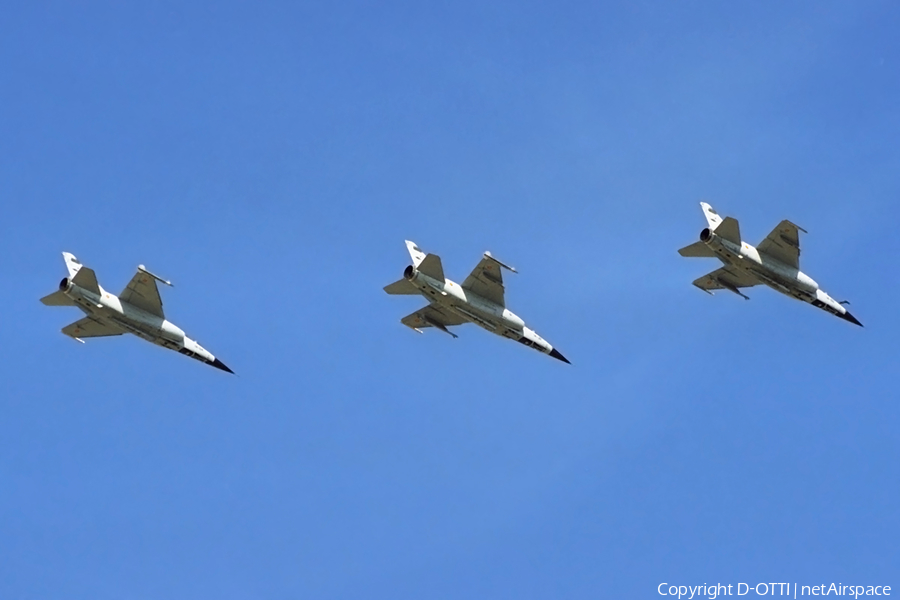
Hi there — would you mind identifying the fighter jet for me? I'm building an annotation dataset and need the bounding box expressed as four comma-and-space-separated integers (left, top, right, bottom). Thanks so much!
40, 252, 234, 372
384, 241, 570, 363
679, 203, 861, 326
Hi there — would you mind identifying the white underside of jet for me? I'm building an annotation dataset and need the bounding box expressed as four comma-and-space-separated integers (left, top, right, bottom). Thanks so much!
679, 203, 861, 326
41, 252, 234, 373
385, 241, 570, 363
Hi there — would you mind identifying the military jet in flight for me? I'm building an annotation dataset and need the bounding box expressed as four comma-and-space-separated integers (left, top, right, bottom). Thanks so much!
40, 252, 234, 372
384, 241, 570, 363
679, 202, 861, 326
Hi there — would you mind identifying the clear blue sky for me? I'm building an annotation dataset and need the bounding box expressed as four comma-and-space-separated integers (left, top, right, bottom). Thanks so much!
2, 2, 898, 598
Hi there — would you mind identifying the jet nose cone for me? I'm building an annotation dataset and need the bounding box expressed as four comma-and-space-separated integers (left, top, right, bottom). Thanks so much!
839, 310, 863, 327
210, 358, 235, 374
548, 348, 571, 364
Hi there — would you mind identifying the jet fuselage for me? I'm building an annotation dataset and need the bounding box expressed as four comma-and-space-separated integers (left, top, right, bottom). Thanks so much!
402, 265, 561, 359
699, 228, 853, 322
55, 275, 229, 371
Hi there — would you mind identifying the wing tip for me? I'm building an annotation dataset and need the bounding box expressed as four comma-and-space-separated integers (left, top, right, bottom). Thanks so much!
483, 251, 517, 273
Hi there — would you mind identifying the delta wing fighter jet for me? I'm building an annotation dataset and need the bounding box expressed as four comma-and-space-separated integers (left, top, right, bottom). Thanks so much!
40, 252, 234, 372
384, 241, 570, 363
679, 203, 861, 326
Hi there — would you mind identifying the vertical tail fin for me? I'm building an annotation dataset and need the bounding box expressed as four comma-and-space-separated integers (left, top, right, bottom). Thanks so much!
62, 252, 100, 294
700, 203, 741, 244
405, 241, 426, 268
62, 252, 83, 278
700, 202, 723, 230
